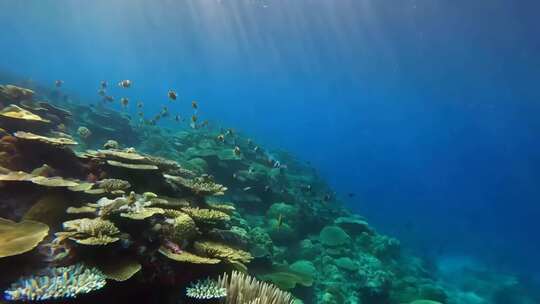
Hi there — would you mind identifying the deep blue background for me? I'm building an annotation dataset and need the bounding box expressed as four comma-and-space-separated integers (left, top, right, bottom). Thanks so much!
1, 0, 539, 280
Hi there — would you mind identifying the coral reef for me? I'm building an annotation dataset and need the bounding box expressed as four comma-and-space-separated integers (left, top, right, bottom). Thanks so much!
1, 81, 534, 304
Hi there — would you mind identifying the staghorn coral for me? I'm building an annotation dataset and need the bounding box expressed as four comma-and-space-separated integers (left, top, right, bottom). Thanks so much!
0, 218, 49, 258
194, 240, 253, 265
218, 271, 294, 304
181, 207, 230, 224
56, 218, 120, 245
3, 263, 106, 301
186, 278, 227, 300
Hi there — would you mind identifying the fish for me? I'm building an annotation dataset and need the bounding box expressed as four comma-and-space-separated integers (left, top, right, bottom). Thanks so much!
168, 90, 177, 101
191, 101, 198, 109
217, 134, 225, 142
202, 120, 209, 127
55, 80, 64, 87
175, 114, 181, 122
104, 95, 114, 102
161, 106, 169, 118
253, 146, 259, 152
118, 79, 131, 88
232, 173, 237, 179
97, 89, 106, 97
243, 186, 252, 191
120, 97, 129, 107
163, 240, 182, 254
191, 115, 198, 123
225, 129, 234, 136
100, 80, 108, 89
323, 193, 332, 202
137, 111, 144, 117
276, 214, 284, 230
264, 185, 271, 192
347, 193, 356, 198
234, 146, 241, 156
137, 101, 143, 108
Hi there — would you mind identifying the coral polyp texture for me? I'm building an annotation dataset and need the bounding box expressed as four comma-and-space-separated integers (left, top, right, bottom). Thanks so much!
186, 278, 227, 300
3, 264, 106, 301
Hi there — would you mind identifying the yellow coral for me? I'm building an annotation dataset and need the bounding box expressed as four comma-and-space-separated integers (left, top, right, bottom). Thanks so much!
0, 218, 49, 258
0, 105, 49, 123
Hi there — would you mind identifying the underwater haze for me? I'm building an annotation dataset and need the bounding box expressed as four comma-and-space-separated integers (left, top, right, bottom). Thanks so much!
1, 0, 540, 303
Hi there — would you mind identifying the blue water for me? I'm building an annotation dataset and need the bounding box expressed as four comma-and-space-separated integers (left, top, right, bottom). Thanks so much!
1, 0, 539, 286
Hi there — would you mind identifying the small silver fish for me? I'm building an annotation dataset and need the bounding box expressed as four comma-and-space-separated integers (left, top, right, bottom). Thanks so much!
55, 80, 64, 87
243, 186, 252, 191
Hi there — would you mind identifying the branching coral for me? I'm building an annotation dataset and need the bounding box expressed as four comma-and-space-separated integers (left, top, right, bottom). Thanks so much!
3, 263, 106, 301
186, 278, 227, 300
217, 271, 294, 304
